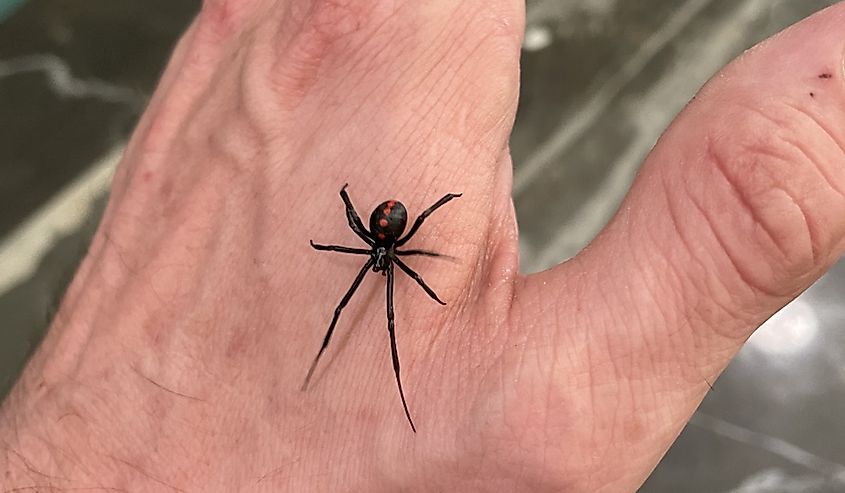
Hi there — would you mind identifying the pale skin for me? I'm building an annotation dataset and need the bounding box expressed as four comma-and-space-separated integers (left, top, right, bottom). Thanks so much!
2, 0, 845, 491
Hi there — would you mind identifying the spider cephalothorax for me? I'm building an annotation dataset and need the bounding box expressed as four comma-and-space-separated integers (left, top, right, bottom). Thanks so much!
302, 184, 461, 433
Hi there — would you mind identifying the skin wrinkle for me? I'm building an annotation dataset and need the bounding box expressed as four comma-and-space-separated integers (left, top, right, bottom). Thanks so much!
413, 82, 468, 159
596, 261, 642, 372
633, 224, 677, 344
432, 65, 507, 159
728, 99, 845, 262
803, 80, 845, 162
663, 166, 751, 358
315, 44, 405, 167
109, 455, 185, 493
537, 295, 562, 488
620, 272, 664, 414
312, 24, 480, 201
496, 326, 527, 477
618, 297, 653, 443
47, 416, 90, 480
413, 283, 453, 369
601, 371, 623, 475
747, 101, 845, 205
265, 1, 370, 110
686, 176, 774, 311
20, 421, 73, 485
345, 8, 406, 81
781, 100, 845, 198
397, 12, 462, 101
37, 242, 123, 385
701, 137, 793, 300
660, 167, 707, 289
661, 268, 721, 387
453, 345, 492, 486
303, 7, 413, 128
386, 45, 479, 184
623, 276, 658, 389
581, 280, 602, 483
389, 23, 516, 173
446, 33, 510, 144
733, 142, 816, 261
101, 232, 137, 279
706, 140, 793, 265
612, 171, 744, 420
398, 203, 469, 372
3, 443, 65, 483
400, 1, 519, 132
276, 9, 404, 166
675, 169, 761, 328
3, 487, 128, 493
302, 0, 377, 73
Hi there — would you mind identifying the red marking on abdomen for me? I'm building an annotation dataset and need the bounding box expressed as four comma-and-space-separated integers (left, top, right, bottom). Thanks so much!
379, 218, 388, 227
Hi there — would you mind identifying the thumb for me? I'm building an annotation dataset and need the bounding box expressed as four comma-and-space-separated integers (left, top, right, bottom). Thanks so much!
515, 2, 845, 489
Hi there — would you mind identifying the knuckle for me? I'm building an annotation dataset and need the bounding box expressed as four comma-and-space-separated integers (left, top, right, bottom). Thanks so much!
697, 99, 845, 296
199, 0, 261, 40
439, 4, 522, 143
257, 0, 383, 110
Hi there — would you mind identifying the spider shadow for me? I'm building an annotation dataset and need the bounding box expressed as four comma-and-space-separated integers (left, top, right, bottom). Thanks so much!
305, 270, 382, 388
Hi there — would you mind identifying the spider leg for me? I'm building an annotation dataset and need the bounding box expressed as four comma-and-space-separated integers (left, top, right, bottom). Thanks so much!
387, 263, 417, 433
393, 257, 446, 305
301, 258, 374, 391
340, 184, 375, 245
395, 249, 457, 262
396, 193, 462, 247
310, 240, 371, 255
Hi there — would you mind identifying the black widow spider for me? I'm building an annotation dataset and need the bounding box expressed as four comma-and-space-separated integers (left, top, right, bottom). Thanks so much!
302, 184, 461, 433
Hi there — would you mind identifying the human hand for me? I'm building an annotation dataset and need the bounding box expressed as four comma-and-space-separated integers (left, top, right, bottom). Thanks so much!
2, 1, 845, 491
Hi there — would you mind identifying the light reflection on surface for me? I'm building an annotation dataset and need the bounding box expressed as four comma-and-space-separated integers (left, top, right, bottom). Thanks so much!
748, 298, 819, 357
523, 24, 554, 52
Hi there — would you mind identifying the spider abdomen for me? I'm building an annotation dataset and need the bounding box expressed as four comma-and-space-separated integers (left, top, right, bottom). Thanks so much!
369, 200, 407, 243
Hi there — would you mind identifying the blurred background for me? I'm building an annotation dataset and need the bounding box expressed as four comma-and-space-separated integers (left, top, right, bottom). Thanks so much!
1, 0, 844, 491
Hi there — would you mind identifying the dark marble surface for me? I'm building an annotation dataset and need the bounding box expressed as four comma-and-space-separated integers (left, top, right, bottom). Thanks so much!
1, 1, 843, 491
0, 0, 199, 398
0, 0, 197, 237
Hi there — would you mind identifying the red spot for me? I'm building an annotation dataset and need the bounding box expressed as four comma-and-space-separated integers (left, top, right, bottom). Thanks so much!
377, 233, 385, 240
387, 200, 395, 207
142, 171, 153, 182
384, 207, 391, 215
202, 0, 239, 39
378, 218, 388, 227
